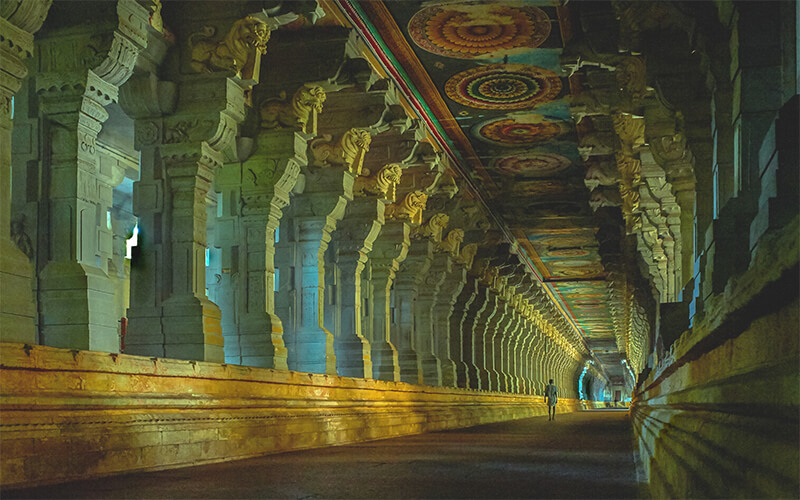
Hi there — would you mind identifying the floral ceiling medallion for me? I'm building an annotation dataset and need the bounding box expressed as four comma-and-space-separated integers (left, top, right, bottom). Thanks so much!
444, 63, 562, 110
474, 115, 570, 146
494, 152, 572, 177
408, 3, 551, 59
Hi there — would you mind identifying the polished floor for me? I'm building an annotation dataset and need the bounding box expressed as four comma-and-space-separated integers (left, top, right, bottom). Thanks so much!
6, 409, 642, 499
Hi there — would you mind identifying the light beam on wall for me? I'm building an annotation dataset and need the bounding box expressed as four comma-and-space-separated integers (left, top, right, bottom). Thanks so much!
125, 224, 139, 259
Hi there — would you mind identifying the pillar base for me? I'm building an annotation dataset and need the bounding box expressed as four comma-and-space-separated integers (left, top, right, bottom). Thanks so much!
397, 349, 420, 384
455, 361, 470, 389
0, 237, 35, 343
476, 367, 493, 391
371, 341, 399, 382
420, 355, 441, 386
334, 337, 372, 378
439, 359, 457, 388
158, 294, 224, 363
39, 260, 118, 353
287, 327, 335, 375
227, 313, 288, 370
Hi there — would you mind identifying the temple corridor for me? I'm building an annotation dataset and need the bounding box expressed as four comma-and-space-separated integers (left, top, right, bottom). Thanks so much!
1, 0, 798, 498
6, 410, 639, 500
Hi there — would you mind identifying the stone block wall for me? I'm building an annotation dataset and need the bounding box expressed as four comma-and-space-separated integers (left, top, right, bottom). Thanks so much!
631, 218, 799, 498
0, 342, 587, 489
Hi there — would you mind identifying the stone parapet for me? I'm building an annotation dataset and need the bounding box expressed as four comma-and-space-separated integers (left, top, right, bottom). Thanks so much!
0, 342, 589, 489
632, 216, 799, 498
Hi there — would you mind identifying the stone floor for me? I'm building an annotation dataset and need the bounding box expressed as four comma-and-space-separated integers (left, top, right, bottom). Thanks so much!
5, 409, 642, 499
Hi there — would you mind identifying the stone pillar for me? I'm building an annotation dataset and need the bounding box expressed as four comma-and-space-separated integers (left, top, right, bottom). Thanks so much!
502, 298, 521, 393
125, 68, 249, 362
369, 219, 409, 382
519, 306, 536, 394
431, 257, 465, 388
489, 283, 511, 392
163, 146, 226, 361
34, 0, 147, 352
505, 301, 523, 393
213, 129, 306, 369
0, 4, 51, 342
109, 207, 137, 341
474, 269, 500, 390
393, 237, 430, 384
329, 198, 384, 378
533, 329, 545, 394
466, 281, 490, 390
124, 8, 272, 362
280, 167, 353, 374
451, 275, 478, 388
416, 255, 445, 386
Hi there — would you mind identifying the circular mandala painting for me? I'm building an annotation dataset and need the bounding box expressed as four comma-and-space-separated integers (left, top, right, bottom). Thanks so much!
495, 152, 571, 177
475, 117, 569, 146
408, 3, 551, 59
445, 64, 562, 110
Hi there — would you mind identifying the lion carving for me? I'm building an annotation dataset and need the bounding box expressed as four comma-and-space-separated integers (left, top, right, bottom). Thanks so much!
384, 191, 427, 225
481, 266, 499, 287
438, 229, 464, 257
260, 84, 327, 134
310, 128, 371, 174
353, 163, 403, 201
190, 16, 270, 80
457, 243, 478, 270
415, 213, 449, 243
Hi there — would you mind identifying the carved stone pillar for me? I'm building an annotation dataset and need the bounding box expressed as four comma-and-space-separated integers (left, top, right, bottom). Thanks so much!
162, 146, 225, 360
503, 296, 522, 393
126, 55, 253, 364
329, 198, 383, 378
368, 220, 408, 382
465, 278, 490, 390
431, 254, 464, 388
474, 268, 500, 390
519, 305, 536, 394
33, 0, 147, 352
393, 237, 430, 384
451, 275, 478, 388
124, 7, 271, 362
415, 254, 445, 386
0, 3, 51, 341
501, 297, 521, 393
279, 167, 352, 374
535, 329, 547, 394
213, 129, 306, 369
489, 281, 511, 392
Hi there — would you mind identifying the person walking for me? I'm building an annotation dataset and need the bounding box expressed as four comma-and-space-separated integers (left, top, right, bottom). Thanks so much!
545, 379, 558, 421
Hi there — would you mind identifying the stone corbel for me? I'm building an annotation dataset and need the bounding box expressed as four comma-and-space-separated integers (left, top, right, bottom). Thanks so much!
188, 15, 270, 84
384, 190, 428, 225
438, 229, 464, 258
457, 243, 478, 270
414, 213, 449, 243
310, 127, 371, 174
1, 0, 51, 33
353, 163, 402, 202
0, 17, 34, 99
260, 83, 327, 135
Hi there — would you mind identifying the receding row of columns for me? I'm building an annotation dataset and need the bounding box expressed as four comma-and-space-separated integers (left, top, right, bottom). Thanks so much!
2, 2, 588, 398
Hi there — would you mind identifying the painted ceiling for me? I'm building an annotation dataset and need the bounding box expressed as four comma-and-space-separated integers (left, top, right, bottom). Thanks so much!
338, 0, 630, 378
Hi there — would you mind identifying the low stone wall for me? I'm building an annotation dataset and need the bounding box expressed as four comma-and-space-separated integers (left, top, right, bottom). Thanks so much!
631, 221, 799, 499
0, 343, 584, 489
